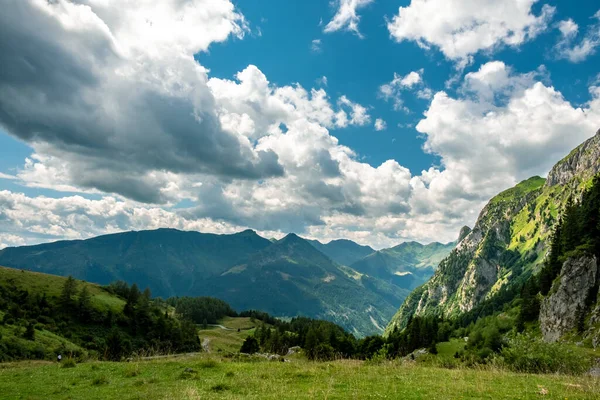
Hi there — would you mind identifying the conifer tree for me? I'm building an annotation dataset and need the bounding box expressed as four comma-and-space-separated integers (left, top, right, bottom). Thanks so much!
60, 276, 77, 310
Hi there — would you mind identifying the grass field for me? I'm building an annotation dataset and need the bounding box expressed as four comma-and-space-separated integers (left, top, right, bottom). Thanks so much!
0, 354, 599, 399
197, 317, 260, 354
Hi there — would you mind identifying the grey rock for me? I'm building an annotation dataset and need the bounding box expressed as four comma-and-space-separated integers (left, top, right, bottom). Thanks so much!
546, 129, 600, 188
540, 255, 599, 343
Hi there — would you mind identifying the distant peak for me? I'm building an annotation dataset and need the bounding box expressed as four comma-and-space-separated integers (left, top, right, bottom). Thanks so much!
237, 229, 257, 235
283, 233, 301, 241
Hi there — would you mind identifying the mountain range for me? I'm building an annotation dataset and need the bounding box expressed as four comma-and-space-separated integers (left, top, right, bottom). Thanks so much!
0, 226, 455, 337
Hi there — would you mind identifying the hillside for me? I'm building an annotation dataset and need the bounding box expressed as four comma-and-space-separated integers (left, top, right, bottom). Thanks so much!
193, 234, 400, 337
350, 241, 455, 291
0, 266, 200, 361
387, 129, 600, 333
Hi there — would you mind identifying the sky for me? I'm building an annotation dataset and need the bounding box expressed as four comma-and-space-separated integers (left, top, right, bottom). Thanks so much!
1, 0, 600, 250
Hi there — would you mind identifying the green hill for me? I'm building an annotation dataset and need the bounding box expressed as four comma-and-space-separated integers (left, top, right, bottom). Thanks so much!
0, 266, 200, 362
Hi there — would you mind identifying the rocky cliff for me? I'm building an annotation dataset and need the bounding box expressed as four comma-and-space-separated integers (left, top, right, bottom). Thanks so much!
546, 129, 600, 188
540, 256, 599, 343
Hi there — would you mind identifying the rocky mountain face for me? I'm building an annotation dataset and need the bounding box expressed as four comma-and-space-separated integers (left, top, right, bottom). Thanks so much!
540, 255, 599, 344
546, 129, 600, 188
387, 129, 600, 333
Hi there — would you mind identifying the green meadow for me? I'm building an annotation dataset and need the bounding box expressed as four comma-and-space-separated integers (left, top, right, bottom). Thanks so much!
1, 354, 599, 400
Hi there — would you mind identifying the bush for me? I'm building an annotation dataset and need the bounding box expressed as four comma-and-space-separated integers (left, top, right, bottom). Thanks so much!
240, 336, 260, 354
62, 358, 77, 368
313, 343, 335, 361
496, 334, 591, 375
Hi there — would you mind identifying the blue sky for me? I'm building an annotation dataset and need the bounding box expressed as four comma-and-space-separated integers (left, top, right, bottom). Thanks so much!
1, 0, 600, 249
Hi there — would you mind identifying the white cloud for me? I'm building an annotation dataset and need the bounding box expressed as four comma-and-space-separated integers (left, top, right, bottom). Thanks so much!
338, 96, 371, 126
8, 61, 600, 249
311, 39, 322, 53
0, 0, 281, 205
379, 70, 429, 111
555, 12, 600, 63
387, 0, 555, 63
316, 76, 328, 86
412, 61, 600, 236
374, 119, 387, 131
324, 0, 373, 37
416, 88, 433, 100
0, 172, 17, 180
558, 19, 579, 38
2, 2, 600, 251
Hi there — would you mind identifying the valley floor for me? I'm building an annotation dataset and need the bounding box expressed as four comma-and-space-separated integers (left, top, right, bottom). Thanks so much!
1, 354, 599, 399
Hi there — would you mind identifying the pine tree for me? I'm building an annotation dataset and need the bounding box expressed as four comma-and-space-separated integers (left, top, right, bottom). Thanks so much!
60, 276, 77, 310
24, 322, 35, 341
240, 336, 260, 354
561, 197, 579, 253
304, 327, 318, 360
78, 285, 92, 320
124, 283, 141, 317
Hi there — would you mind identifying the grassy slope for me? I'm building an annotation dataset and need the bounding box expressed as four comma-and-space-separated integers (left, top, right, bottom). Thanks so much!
0, 355, 598, 399
197, 317, 259, 354
0, 266, 125, 313
0, 266, 127, 359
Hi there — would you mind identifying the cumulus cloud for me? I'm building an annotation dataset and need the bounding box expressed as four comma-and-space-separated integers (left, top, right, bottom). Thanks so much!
2, 1, 600, 250
0, 190, 285, 249
0, 0, 283, 204
555, 12, 600, 63
379, 70, 429, 111
374, 119, 387, 131
7, 61, 600, 248
412, 61, 600, 231
387, 0, 555, 64
324, 0, 373, 37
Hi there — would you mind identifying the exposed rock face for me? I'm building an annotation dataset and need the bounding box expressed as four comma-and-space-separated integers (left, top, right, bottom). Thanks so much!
458, 226, 472, 243
540, 256, 599, 343
546, 130, 600, 188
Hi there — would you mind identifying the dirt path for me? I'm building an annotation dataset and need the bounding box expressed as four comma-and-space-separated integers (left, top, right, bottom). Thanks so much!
207, 324, 233, 331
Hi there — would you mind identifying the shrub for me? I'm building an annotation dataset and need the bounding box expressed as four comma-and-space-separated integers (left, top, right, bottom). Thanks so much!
198, 359, 219, 369
240, 336, 260, 354
496, 334, 591, 375
92, 375, 109, 385
313, 343, 335, 361
62, 358, 76, 368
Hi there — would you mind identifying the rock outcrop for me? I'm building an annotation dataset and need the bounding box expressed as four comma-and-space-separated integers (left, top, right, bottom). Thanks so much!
458, 226, 472, 243
546, 129, 600, 188
540, 256, 599, 343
